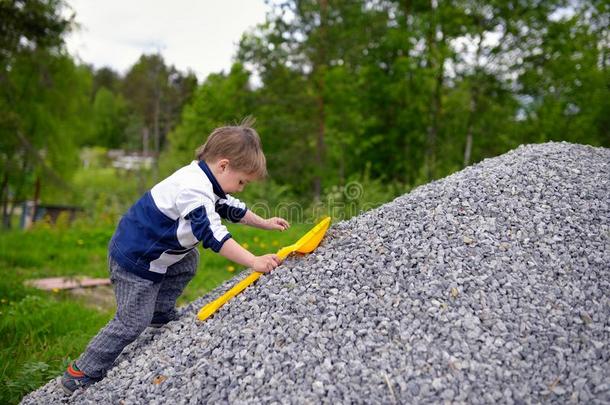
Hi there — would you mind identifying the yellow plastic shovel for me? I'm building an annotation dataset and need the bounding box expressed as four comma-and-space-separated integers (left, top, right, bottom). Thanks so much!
197, 216, 331, 321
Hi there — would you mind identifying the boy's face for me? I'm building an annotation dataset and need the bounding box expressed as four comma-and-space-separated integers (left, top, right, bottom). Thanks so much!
211, 159, 257, 194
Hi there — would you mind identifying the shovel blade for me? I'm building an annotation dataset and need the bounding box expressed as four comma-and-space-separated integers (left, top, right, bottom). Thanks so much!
276, 216, 331, 259
293, 216, 331, 253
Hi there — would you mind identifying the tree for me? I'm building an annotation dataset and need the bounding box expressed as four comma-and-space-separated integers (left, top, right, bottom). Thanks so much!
90, 87, 128, 148
0, 0, 71, 65
161, 63, 254, 175
92, 66, 121, 96
121, 54, 198, 160
517, 8, 609, 146
171, 0, 609, 209
0, 0, 92, 228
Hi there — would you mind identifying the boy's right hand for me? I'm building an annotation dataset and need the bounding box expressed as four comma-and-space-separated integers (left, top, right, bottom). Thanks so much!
252, 254, 281, 273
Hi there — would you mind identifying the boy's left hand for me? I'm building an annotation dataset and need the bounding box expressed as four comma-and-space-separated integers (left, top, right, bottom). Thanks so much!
265, 217, 290, 231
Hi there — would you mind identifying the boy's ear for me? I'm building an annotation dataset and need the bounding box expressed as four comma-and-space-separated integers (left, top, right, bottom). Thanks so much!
218, 158, 230, 171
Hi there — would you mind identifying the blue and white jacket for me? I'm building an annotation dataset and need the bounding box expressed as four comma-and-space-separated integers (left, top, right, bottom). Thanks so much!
109, 160, 248, 282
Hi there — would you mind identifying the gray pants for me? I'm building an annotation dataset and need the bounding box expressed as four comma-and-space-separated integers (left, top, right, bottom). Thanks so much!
76, 248, 199, 378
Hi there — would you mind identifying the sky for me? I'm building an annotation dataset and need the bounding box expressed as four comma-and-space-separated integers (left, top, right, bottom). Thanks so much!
63, 0, 270, 80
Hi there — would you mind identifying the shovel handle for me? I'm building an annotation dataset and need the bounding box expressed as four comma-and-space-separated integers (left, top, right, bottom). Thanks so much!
277, 245, 295, 260
197, 271, 263, 321
197, 245, 297, 321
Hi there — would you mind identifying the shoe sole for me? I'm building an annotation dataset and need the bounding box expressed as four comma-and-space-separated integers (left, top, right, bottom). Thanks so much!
58, 378, 76, 396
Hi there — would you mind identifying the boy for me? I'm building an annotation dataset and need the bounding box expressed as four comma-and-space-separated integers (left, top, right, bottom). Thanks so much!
60, 118, 289, 394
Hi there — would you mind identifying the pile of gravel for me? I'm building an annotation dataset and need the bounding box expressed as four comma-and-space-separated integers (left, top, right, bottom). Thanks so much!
22, 142, 609, 404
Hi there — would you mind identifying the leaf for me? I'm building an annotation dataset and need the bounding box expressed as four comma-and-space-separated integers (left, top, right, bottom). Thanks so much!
152, 375, 167, 385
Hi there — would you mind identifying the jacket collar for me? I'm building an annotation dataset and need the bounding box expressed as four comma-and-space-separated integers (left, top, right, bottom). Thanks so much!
197, 160, 227, 198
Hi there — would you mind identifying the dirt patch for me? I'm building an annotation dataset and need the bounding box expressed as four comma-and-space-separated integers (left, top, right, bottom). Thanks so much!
69, 285, 116, 313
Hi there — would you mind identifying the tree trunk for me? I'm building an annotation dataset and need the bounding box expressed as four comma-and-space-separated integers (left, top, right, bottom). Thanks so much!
338, 139, 345, 189
11, 157, 30, 228
425, 0, 444, 182
314, 92, 325, 201
32, 176, 41, 225
463, 35, 483, 168
152, 86, 161, 180
402, 0, 413, 184
1, 173, 9, 229
153, 96, 160, 157
142, 126, 149, 155
426, 68, 442, 181
313, 0, 328, 201
463, 127, 473, 167
463, 86, 478, 167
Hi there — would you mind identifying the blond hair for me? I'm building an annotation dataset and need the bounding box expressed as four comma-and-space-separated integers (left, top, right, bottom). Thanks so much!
196, 116, 267, 179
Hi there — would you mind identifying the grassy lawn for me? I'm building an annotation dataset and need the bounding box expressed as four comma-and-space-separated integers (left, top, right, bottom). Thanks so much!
0, 219, 312, 404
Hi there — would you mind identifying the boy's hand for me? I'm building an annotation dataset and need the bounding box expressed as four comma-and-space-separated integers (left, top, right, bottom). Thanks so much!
252, 254, 282, 273
265, 217, 290, 231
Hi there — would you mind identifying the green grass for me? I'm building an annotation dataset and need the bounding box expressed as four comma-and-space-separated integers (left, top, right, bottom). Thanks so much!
0, 219, 312, 404
0, 259, 114, 404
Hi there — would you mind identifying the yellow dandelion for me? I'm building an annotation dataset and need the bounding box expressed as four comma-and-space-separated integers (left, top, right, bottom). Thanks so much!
272, 240, 279, 246
253, 236, 260, 243
242, 243, 249, 249
52, 288, 60, 293
260, 242, 267, 248
227, 266, 235, 273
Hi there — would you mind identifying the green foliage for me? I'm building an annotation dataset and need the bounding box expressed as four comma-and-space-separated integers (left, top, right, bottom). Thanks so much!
0, 0, 72, 62
71, 166, 155, 220
38, 163, 156, 222
90, 87, 128, 148
5, 0, 608, 226
4, 360, 59, 401
159, 63, 254, 177
92, 67, 121, 95
121, 54, 198, 154
308, 163, 406, 222
230, 0, 609, 195
0, 51, 92, 201
0, 0, 93, 227
518, 14, 609, 146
